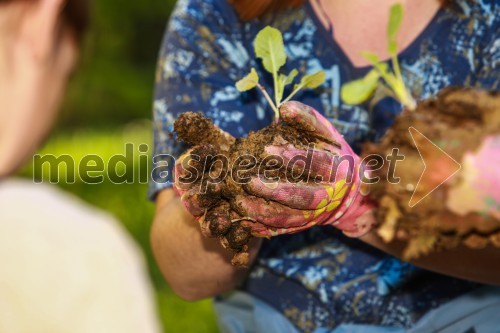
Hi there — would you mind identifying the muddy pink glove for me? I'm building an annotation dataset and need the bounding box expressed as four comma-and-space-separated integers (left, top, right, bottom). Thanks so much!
236, 101, 376, 237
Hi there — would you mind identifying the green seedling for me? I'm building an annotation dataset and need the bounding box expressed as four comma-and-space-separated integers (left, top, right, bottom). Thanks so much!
236, 26, 326, 120
341, 3, 417, 110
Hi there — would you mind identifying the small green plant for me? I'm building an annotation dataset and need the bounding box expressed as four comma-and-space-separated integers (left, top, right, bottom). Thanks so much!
236, 26, 326, 120
341, 3, 416, 110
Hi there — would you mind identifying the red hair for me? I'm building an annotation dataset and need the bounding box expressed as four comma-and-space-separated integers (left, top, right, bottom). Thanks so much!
229, 0, 304, 21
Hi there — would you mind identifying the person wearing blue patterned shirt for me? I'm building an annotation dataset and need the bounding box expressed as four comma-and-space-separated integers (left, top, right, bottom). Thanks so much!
150, 0, 500, 332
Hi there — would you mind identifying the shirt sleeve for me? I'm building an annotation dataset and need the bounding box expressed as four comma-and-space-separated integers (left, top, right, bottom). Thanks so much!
149, 0, 271, 200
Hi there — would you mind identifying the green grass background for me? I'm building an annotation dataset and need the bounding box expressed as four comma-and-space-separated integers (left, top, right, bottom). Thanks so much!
18, 0, 220, 331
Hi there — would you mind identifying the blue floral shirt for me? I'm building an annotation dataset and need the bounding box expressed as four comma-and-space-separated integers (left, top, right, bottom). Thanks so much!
150, 0, 499, 331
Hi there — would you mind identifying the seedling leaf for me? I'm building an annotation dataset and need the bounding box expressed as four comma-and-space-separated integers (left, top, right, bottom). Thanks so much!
388, 40, 398, 56
236, 68, 259, 92
281, 69, 298, 86
361, 52, 380, 66
387, 3, 403, 56
300, 71, 326, 89
254, 26, 287, 75
341, 4, 416, 111
277, 69, 298, 102
341, 69, 381, 105
235, 26, 329, 120
387, 4, 403, 40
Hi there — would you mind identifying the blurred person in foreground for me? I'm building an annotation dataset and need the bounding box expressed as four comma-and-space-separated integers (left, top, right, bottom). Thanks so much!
0, 0, 160, 332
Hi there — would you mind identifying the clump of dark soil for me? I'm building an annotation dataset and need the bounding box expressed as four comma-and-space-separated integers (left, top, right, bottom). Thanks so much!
363, 88, 500, 259
174, 111, 323, 266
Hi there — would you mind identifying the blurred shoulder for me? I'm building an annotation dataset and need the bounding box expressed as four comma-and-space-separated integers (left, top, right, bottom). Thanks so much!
0, 179, 141, 259
0, 179, 160, 333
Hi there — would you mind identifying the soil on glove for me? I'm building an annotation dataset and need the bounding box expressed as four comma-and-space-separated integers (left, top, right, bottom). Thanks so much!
174, 88, 500, 265
363, 88, 500, 259
174, 112, 322, 265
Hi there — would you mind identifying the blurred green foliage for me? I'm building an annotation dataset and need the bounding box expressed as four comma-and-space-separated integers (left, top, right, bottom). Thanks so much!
20, 0, 221, 332
59, 0, 176, 127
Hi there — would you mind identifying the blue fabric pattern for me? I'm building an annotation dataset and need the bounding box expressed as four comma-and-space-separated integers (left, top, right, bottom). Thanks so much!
150, 0, 499, 331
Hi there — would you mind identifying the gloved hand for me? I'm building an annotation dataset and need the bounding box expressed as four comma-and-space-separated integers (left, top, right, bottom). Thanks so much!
235, 101, 376, 237
173, 102, 376, 242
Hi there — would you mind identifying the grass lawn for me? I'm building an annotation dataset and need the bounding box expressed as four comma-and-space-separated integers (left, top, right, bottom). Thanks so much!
19, 122, 219, 333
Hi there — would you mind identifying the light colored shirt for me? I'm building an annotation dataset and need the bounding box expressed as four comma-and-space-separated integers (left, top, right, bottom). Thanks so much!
0, 179, 160, 333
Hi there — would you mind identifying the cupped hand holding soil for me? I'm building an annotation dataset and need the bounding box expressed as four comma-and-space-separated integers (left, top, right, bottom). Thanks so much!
173, 101, 375, 266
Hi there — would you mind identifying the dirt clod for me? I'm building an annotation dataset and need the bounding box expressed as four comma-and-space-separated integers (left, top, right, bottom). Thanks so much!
174, 112, 322, 265
364, 88, 500, 259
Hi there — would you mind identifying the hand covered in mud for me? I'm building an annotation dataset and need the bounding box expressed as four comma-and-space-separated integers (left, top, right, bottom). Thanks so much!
173, 123, 236, 237
236, 102, 375, 237
172, 103, 376, 265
